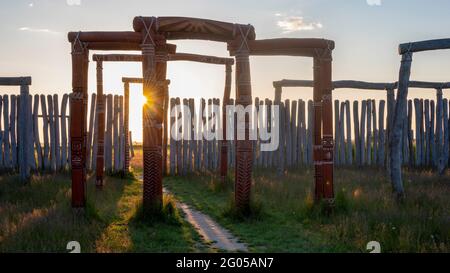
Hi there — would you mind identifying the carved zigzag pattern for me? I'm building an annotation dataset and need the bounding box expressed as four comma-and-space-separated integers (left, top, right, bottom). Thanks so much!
235, 150, 252, 210
143, 148, 162, 208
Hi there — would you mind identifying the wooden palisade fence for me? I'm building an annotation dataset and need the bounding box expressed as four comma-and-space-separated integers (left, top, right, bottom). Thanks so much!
0, 87, 127, 176
1, 81, 449, 177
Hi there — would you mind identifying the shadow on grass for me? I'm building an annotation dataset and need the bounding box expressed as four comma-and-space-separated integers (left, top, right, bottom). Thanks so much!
0, 173, 130, 252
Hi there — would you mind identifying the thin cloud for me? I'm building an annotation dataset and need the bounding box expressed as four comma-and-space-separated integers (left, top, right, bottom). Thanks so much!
367, 0, 382, 6
276, 16, 323, 33
19, 27, 60, 35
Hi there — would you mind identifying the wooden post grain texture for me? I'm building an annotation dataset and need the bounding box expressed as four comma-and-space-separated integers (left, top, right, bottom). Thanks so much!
390, 52, 411, 199
48, 95, 56, 171
61, 94, 69, 170
353, 101, 360, 166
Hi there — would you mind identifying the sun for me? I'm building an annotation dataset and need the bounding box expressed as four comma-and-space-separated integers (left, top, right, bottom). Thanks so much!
133, 93, 148, 108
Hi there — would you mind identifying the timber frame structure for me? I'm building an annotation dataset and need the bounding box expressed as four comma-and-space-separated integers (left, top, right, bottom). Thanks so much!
69, 16, 335, 211
393, 38, 450, 199
273, 79, 450, 177
0, 77, 32, 182
227, 38, 336, 205
92, 52, 234, 184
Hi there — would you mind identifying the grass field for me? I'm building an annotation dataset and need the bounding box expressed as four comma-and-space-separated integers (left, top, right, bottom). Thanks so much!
0, 147, 448, 253
0, 172, 207, 252
165, 167, 449, 253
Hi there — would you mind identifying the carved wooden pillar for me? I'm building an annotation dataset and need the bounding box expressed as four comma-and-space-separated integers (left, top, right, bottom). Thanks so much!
123, 81, 130, 173
319, 51, 334, 204
70, 35, 89, 208
95, 60, 106, 187
155, 40, 169, 176
220, 64, 232, 181
313, 56, 324, 202
232, 28, 253, 211
390, 52, 411, 200
139, 18, 163, 211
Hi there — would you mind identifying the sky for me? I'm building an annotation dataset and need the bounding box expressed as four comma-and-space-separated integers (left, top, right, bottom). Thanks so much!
0, 0, 450, 141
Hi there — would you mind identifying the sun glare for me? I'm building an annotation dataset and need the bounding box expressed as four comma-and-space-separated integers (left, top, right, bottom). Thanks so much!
133, 94, 148, 108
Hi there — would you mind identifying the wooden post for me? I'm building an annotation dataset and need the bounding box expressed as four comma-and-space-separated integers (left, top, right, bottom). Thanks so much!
436, 88, 444, 173
19, 85, 30, 181
140, 19, 164, 211
353, 101, 360, 166
10, 95, 17, 170
232, 30, 253, 211
318, 52, 334, 203
367, 100, 372, 166
390, 52, 411, 199
431, 100, 436, 167
278, 101, 286, 173
177, 97, 183, 174
424, 100, 431, 166
372, 100, 378, 165
3, 95, 10, 169
307, 100, 314, 165
378, 100, 386, 166
61, 94, 69, 170
0, 96, 3, 169
405, 100, 414, 166
95, 60, 105, 186
40, 95, 49, 170
360, 100, 367, 166
53, 94, 61, 171
189, 98, 196, 173
48, 95, 56, 172
113, 95, 119, 172
285, 99, 291, 168
334, 100, 340, 166
339, 101, 345, 165
123, 81, 130, 174
414, 99, 421, 167
345, 100, 352, 165
91, 95, 99, 171
183, 98, 189, 175
70, 36, 89, 208
169, 98, 176, 175
220, 64, 232, 180
162, 84, 170, 175
86, 94, 95, 171
386, 88, 395, 172
27, 95, 36, 171
105, 94, 113, 173
441, 99, 449, 174
32, 95, 42, 170
155, 44, 169, 177
291, 99, 298, 167
299, 100, 307, 165
119, 96, 124, 171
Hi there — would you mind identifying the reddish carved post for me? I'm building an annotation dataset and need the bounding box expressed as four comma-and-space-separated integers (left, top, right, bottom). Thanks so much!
220, 63, 232, 181
232, 26, 254, 212
319, 49, 334, 205
123, 81, 130, 173
70, 34, 89, 208
313, 56, 324, 202
138, 17, 163, 212
95, 59, 106, 186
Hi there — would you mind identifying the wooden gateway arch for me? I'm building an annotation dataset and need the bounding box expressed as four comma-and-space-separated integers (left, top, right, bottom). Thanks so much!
92, 52, 234, 184
394, 38, 450, 200
68, 16, 335, 212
